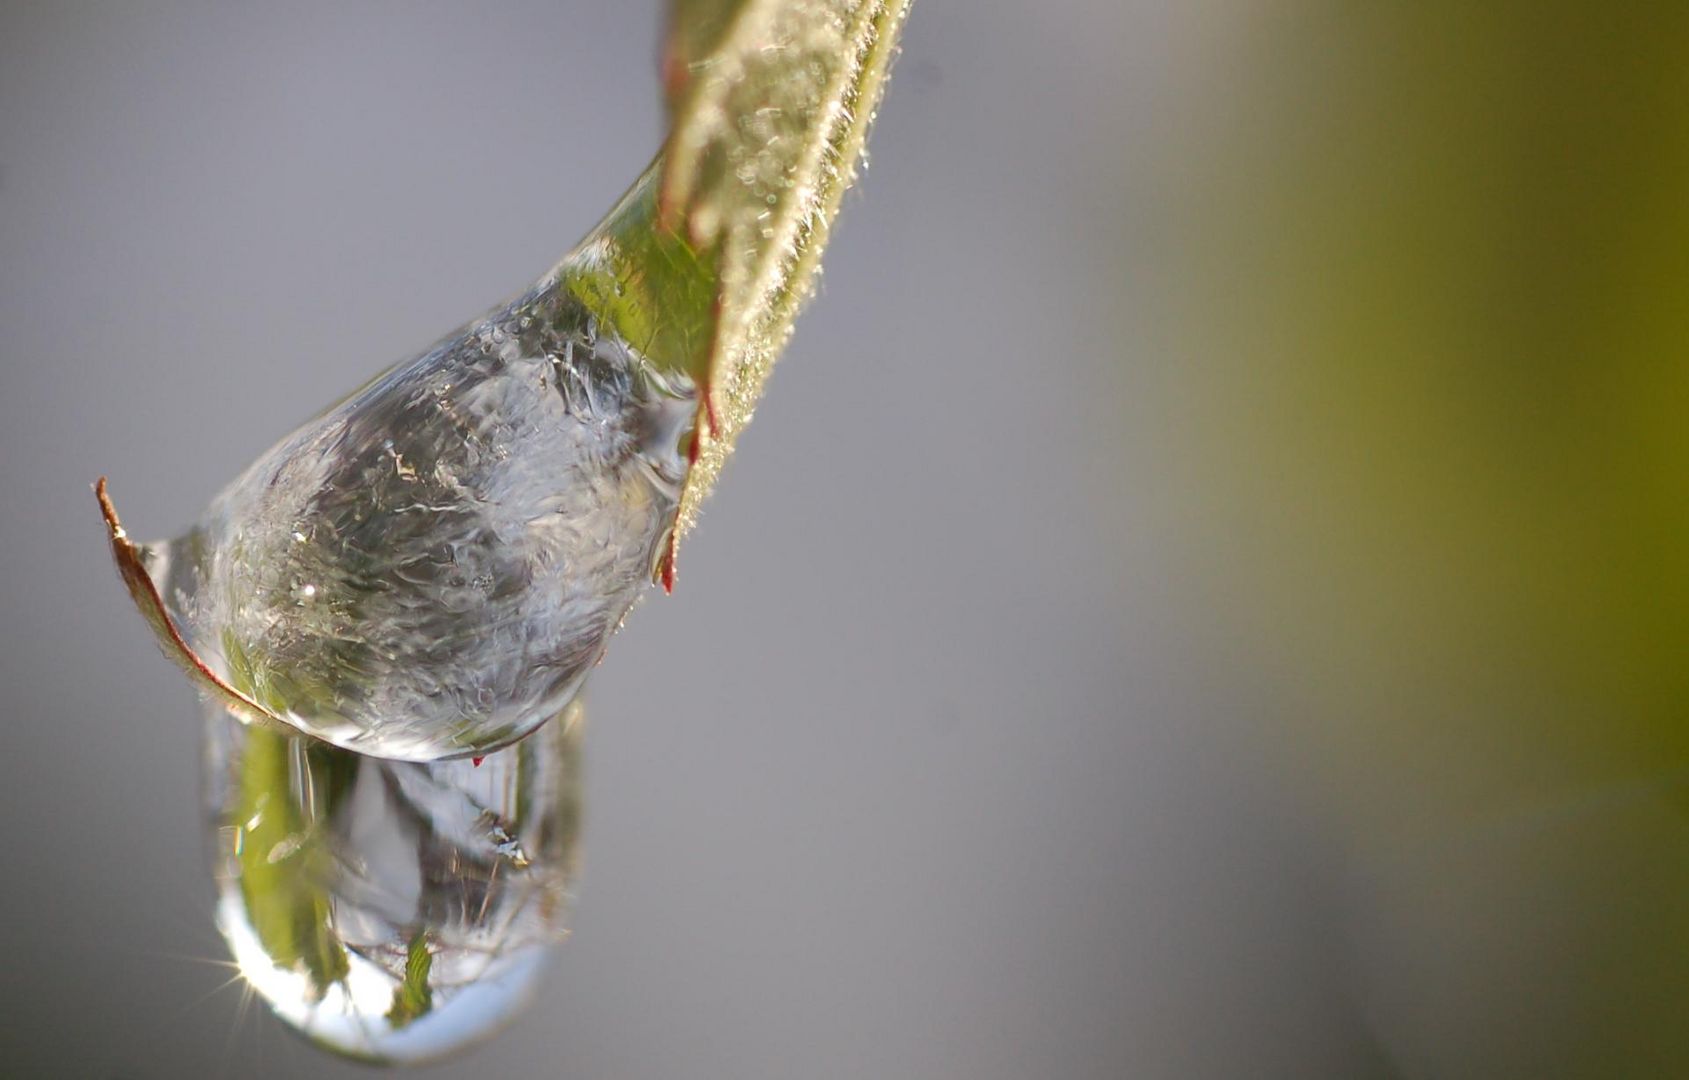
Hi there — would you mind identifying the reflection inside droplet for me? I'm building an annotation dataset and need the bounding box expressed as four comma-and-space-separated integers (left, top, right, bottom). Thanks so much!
202, 697, 583, 1065
122, 280, 695, 762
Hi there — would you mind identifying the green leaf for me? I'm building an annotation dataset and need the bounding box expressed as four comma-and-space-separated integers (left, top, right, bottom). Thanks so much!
657, 0, 913, 578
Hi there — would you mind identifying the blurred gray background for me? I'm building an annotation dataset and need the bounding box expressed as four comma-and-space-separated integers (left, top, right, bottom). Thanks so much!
16, 1, 1649, 1077
2, 4, 1334, 1076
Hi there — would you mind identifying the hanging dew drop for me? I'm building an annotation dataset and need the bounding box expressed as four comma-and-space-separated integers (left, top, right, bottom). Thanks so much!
203, 696, 581, 1063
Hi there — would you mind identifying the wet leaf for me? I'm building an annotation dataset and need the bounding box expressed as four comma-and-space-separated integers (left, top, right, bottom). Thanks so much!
656, 0, 914, 575
96, 477, 289, 733
96, 2, 912, 756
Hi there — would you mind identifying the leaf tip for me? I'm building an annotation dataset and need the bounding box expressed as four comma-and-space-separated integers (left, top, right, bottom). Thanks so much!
95, 475, 288, 729
95, 475, 124, 541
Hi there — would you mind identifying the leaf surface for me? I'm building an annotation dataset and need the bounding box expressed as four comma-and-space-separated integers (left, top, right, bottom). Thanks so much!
656, 0, 913, 576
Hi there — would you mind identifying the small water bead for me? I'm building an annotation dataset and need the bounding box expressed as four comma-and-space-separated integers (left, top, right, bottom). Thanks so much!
204, 697, 582, 1065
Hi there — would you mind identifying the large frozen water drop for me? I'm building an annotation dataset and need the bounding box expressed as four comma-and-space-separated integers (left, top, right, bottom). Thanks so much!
131, 282, 693, 760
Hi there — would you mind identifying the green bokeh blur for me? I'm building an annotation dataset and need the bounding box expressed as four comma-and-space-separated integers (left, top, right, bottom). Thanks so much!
1132, 6, 1689, 1073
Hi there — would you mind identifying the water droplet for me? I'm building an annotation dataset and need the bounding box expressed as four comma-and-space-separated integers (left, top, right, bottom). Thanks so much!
204, 697, 582, 1064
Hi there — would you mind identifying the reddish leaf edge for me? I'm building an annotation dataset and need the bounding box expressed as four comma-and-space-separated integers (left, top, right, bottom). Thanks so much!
95, 476, 288, 731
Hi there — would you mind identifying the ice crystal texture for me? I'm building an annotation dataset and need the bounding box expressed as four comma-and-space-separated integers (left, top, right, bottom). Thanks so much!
145, 283, 694, 760
205, 697, 582, 1064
